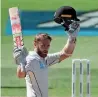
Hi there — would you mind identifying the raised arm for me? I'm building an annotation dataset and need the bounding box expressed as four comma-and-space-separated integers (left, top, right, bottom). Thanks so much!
59, 21, 80, 62
13, 47, 28, 78
54, 6, 80, 62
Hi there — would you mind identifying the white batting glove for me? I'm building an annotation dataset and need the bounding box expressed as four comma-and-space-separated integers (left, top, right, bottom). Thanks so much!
13, 47, 28, 72
66, 21, 80, 40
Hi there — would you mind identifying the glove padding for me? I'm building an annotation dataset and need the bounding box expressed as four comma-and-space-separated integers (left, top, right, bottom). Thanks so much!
66, 21, 80, 39
13, 47, 28, 72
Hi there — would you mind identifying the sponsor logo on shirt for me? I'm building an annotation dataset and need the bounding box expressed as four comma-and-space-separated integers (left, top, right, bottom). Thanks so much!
40, 63, 45, 69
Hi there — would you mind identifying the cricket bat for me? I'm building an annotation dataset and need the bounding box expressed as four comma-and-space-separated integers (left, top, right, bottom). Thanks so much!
9, 7, 25, 72
9, 7, 24, 49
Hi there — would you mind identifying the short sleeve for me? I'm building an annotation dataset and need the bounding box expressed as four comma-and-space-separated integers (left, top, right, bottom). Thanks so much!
25, 57, 39, 72
46, 52, 61, 66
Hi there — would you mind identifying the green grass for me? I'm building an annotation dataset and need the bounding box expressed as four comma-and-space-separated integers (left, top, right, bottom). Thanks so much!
1, 0, 98, 96
1, 68, 98, 96
1, 36, 98, 96
2, 0, 98, 11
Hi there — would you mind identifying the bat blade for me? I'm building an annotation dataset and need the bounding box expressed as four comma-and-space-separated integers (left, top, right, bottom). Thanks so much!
9, 7, 24, 49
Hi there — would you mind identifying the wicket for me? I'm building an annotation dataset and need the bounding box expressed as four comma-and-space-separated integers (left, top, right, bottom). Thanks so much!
72, 59, 90, 97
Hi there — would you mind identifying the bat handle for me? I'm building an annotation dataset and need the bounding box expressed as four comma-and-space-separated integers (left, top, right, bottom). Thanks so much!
20, 63, 26, 72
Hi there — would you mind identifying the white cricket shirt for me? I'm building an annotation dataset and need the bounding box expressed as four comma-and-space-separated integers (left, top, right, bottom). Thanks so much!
25, 51, 61, 97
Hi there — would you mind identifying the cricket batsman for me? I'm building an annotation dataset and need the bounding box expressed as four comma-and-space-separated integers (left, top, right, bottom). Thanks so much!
13, 6, 80, 97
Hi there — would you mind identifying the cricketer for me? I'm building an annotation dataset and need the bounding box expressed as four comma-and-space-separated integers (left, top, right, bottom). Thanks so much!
13, 6, 80, 97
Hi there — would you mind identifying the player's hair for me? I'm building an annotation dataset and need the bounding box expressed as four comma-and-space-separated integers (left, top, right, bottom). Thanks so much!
34, 33, 52, 42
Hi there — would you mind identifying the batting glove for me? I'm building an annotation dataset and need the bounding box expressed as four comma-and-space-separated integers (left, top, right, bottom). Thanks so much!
66, 21, 80, 40
13, 47, 28, 72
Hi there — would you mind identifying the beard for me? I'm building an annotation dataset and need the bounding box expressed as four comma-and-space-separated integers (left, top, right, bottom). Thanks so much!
37, 49, 48, 58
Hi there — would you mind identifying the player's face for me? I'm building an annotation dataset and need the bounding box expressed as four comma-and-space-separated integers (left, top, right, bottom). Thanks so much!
36, 39, 51, 58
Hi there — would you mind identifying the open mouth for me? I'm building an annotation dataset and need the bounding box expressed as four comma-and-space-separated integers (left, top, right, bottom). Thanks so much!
43, 50, 48, 54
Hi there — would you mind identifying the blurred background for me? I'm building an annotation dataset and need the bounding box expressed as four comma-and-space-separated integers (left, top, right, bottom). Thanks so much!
1, 0, 98, 97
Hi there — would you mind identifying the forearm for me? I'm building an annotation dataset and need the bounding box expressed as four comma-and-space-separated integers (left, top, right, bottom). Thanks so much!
59, 38, 76, 62
62, 38, 76, 56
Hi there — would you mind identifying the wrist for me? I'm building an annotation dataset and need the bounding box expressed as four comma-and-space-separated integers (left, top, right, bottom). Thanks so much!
68, 37, 77, 44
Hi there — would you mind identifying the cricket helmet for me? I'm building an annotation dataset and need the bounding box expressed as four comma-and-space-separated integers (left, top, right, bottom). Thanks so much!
54, 6, 80, 24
